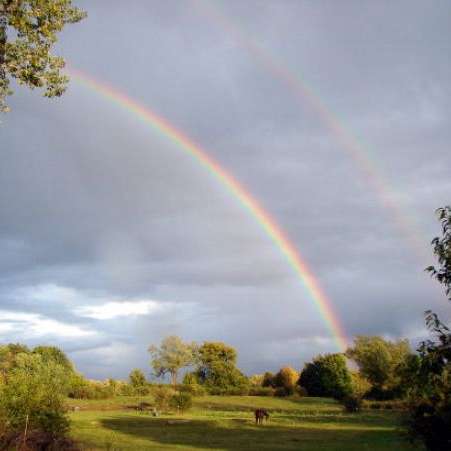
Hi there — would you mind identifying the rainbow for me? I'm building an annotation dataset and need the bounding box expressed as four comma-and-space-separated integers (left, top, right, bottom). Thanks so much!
193, 0, 429, 262
68, 68, 348, 352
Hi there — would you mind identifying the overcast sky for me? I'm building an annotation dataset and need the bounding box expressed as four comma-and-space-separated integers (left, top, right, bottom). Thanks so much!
1, 0, 450, 379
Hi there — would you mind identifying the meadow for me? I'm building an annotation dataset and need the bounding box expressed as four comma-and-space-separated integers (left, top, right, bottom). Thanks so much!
67, 396, 421, 451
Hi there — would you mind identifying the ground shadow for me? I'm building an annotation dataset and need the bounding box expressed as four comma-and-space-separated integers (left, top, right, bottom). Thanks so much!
101, 415, 416, 451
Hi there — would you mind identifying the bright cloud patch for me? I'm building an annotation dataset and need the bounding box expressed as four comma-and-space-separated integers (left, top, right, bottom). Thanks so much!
75, 300, 164, 320
0, 310, 96, 338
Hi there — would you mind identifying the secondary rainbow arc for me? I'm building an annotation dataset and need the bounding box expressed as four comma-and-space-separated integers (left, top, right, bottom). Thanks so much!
193, 0, 429, 262
69, 68, 348, 352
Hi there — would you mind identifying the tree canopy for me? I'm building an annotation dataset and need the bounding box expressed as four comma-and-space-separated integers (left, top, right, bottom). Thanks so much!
148, 336, 197, 386
0, 0, 86, 112
299, 353, 352, 399
346, 336, 411, 394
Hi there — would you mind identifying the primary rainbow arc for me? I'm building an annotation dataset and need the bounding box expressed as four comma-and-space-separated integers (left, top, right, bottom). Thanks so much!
69, 68, 348, 352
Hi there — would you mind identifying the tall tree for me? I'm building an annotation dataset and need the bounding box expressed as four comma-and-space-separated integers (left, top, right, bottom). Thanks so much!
346, 336, 411, 394
194, 341, 248, 391
299, 353, 352, 399
148, 336, 197, 386
406, 206, 451, 451
0, 0, 86, 112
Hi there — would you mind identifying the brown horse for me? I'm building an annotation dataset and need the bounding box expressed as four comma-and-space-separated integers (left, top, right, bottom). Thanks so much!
254, 408, 269, 424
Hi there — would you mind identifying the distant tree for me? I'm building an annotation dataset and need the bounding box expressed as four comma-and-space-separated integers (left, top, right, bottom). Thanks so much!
349, 371, 371, 399
248, 374, 264, 386
261, 371, 276, 388
0, 0, 86, 112
274, 367, 299, 395
148, 336, 197, 386
195, 341, 249, 392
299, 353, 352, 399
346, 336, 412, 397
128, 368, 149, 395
406, 207, 451, 451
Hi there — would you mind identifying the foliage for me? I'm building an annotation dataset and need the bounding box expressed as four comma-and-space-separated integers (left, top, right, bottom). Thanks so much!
346, 336, 412, 397
194, 342, 249, 394
248, 386, 275, 396
426, 206, 451, 301
129, 369, 150, 395
152, 386, 176, 411
0, 0, 86, 112
33, 345, 74, 372
0, 343, 30, 381
0, 353, 70, 439
149, 336, 197, 386
248, 374, 264, 386
274, 367, 299, 395
350, 371, 372, 399
169, 392, 193, 413
179, 383, 207, 397
299, 353, 352, 400
405, 206, 451, 451
342, 395, 362, 413
68, 374, 115, 400
261, 371, 276, 388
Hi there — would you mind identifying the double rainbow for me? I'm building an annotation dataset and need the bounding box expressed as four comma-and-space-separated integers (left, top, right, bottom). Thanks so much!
69, 68, 348, 352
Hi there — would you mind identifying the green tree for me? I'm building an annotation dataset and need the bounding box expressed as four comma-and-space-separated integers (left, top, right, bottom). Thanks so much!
0, 343, 30, 381
346, 336, 412, 396
274, 366, 299, 395
195, 342, 249, 392
129, 368, 149, 395
148, 336, 197, 386
261, 371, 276, 388
299, 353, 352, 399
33, 345, 73, 373
406, 206, 451, 451
0, 0, 86, 112
0, 352, 71, 438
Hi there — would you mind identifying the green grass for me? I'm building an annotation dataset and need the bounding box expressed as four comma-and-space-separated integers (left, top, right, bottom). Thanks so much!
68, 396, 422, 450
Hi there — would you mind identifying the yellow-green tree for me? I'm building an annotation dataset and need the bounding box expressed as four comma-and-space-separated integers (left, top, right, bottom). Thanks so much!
0, 0, 86, 112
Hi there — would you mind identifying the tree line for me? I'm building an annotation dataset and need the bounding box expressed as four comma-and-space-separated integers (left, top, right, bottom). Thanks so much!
0, 204, 449, 451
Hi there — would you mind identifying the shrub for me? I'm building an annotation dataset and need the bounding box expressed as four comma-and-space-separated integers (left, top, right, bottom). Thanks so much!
274, 367, 299, 395
299, 353, 352, 400
169, 392, 193, 413
274, 387, 289, 397
178, 383, 207, 396
152, 386, 176, 411
0, 353, 71, 441
129, 369, 150, 395
262, 372, 276, 388
342, 395, 362, 413
295, 386, 308, 397
248, 387, 275, 397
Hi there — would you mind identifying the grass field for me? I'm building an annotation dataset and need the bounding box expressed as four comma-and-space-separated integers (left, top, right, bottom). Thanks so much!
68, 396, 422, 450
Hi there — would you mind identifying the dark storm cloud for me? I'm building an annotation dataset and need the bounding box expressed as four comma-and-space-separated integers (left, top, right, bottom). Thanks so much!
0, 0, 450, 377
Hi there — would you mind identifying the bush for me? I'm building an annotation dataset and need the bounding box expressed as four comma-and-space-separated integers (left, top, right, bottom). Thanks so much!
274, 367, 299, 395
152, 386, 176, 411
169, 392, 193, 413
248, 387, 275, 397
299, 353, 352, 400
68, 375, 114, 400
0, 353, 70, 440
274, 387, 289, 397
295, 386, 308, 397
179, 384, 207, 396
342, 395, 362, 413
